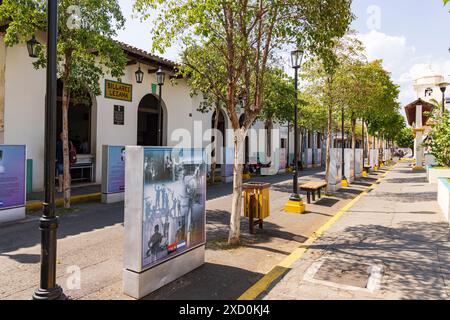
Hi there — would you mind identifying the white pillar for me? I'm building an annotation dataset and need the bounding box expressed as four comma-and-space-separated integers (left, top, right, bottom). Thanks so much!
414, 105, 424, 169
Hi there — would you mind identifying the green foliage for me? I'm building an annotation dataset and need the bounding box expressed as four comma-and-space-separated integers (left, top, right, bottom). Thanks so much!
0, 0, 127, 98
258, 68, 296, 124
135, 0, 353, 130
395, 127, 414, 150
423, 112, 450, 167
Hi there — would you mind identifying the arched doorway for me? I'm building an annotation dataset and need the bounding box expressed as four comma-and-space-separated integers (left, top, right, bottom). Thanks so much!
211, 109, 226, 168
137, 94, 166, 146
57, 80, 92, 153
239, 114, 249, 164
56, 79, 95, 182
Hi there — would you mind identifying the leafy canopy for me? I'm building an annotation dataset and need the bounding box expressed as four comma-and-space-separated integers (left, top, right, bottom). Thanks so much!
0, 0, 127, 98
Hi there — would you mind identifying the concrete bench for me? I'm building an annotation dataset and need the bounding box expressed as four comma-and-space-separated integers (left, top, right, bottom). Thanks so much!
300, 181, 328, 204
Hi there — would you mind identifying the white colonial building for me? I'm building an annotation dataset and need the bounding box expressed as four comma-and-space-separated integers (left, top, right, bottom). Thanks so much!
413, 66, 450, 106
0, 31, 328, 192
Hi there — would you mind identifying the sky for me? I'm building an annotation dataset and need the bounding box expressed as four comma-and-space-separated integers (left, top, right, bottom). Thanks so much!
115, 0, 450, 107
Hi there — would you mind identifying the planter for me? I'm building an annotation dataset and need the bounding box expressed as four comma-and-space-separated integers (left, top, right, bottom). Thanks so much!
437, 178, 450, 225
427, 166, 450, 184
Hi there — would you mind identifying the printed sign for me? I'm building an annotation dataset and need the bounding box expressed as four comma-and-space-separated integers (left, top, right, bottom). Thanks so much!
105, 80, 132, 102
106, 146, 126, 194
114, 105, 125, 125
0, 145, 26, 209
141, 148, 206, 270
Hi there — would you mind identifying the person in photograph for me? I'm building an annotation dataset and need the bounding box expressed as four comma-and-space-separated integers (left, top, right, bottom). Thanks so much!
146, 224, 163, 261
120, 147, 125, 162
154, 185, 162, 209
165, 155, 172, 177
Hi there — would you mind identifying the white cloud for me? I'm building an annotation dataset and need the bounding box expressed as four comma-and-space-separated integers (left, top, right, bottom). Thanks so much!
358, 31, 450, 107
358, 30, 416, 75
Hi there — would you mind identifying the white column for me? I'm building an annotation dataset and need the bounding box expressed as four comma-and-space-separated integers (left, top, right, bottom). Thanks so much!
415, 105, 424, 168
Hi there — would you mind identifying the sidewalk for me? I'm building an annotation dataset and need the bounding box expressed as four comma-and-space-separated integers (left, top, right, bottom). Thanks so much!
0, 166, 380, 300
258, 160, 450, 300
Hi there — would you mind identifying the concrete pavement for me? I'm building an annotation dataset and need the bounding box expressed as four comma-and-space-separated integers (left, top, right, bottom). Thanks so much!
0, 166, 379, 300
260, 160, 449, 300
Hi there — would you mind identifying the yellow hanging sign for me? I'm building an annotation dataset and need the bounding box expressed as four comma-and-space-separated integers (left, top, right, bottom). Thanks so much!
105, 80, 132, 102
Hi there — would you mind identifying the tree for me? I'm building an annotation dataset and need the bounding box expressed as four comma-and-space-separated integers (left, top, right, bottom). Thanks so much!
423, 112, 450, 167
395, 127, 414, 153
301, 35, 364, 190
135, 0, 354, 245
0, 0, 127, 208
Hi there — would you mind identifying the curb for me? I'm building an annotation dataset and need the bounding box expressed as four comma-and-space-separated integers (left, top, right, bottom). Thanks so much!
238, 161, 399, 300
26, 193, 102, 212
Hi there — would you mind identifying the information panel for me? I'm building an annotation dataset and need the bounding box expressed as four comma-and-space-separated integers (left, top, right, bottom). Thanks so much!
106, 146, 126, 194
141, 148, 206, 270
0, 145, 26, 210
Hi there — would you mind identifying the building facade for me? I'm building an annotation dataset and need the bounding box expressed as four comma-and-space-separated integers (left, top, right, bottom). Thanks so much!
0, 33, 316, 192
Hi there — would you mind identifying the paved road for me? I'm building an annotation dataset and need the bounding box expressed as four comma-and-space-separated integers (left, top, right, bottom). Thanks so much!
0, 166, 380, 300
262, 160, 450, 300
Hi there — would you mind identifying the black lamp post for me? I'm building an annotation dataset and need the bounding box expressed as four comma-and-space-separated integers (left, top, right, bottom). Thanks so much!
33, 0, 64, 300
135, 63, 144, 84
156, 66, 165, 146
290, 48, 304, 202
27, 35, 39, 58
438, 82, 449, 114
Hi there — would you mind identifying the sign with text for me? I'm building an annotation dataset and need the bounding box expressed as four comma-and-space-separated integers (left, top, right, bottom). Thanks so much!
105, 80, 132, 102
105, 146, 126, 194
0, 145, 26, 210
114, 105, 125, 125
141, 148, 206, 270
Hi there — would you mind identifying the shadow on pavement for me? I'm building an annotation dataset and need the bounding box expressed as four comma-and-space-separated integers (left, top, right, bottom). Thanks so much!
141, 262, 264, 300
0, 201, 125, 255
314, 198, 340, 208
206, 210, 308, 253
296, 221, 450, 300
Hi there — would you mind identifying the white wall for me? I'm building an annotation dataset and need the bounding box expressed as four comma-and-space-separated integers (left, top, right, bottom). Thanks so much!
3, 40, 46, 191
2, 36, 289, 191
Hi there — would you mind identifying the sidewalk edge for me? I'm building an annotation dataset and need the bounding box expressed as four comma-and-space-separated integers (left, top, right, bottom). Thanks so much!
26, 193, 102, 212
237, 162, 398, 300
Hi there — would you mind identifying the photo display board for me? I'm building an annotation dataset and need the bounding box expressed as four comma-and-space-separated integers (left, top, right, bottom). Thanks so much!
141, 147, 206, 270
106, 146, 126, 194
0, 145, 26, 210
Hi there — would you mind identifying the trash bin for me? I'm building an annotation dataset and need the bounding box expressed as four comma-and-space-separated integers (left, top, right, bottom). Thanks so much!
243, 182, 270, 220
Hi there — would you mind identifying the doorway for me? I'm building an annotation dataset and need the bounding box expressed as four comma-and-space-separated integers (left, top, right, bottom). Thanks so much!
56, 79, 94, 182
138, 94, 165, 146
211, 109, 226, 169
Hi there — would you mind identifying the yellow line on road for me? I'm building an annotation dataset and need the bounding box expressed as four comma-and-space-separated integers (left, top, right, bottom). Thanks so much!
238, 162, 399, 300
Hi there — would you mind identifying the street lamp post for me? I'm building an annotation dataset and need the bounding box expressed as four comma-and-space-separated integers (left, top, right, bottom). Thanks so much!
156, 67, 166, 146
284, 48, 305, 214
33, 0, 64, 300
438, 82, 449, 114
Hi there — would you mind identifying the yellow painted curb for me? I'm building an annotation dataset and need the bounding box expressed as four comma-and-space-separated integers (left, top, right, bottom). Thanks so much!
26, 193, 102, 212
238, 162, 399, 300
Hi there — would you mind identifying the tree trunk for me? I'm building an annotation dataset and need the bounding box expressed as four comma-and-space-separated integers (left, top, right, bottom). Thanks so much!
325, 106, 333, 190
351, 116, 356, 181
210, 105, 220, 184
228, 128, 245, 245
62, 81, 71, 209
